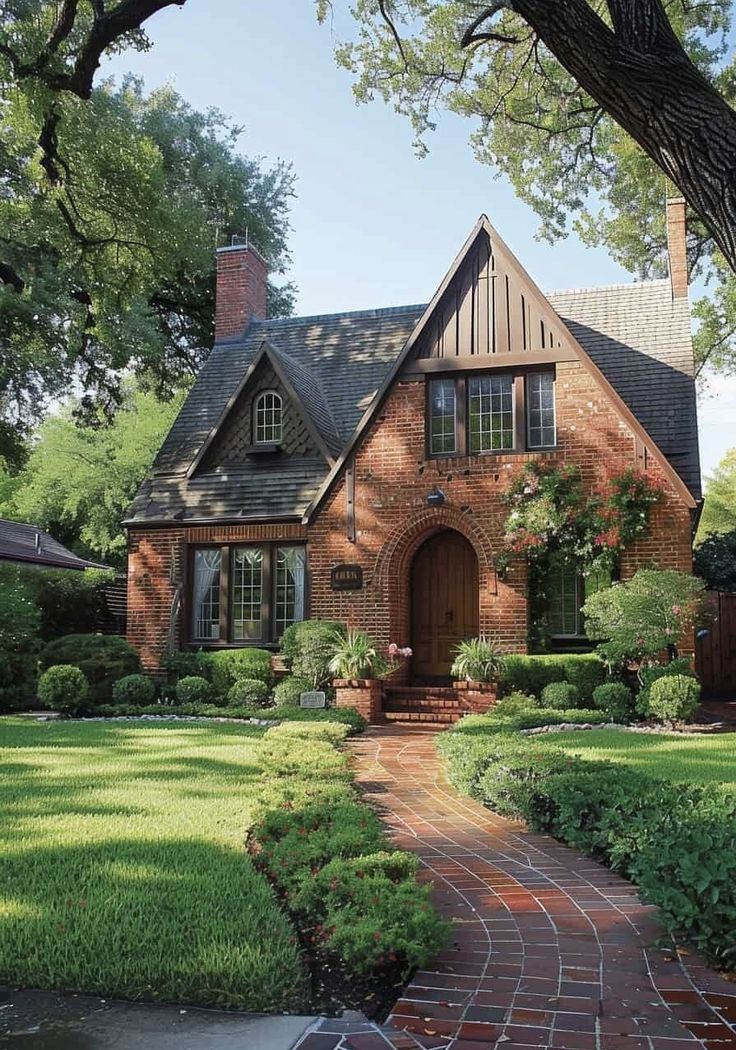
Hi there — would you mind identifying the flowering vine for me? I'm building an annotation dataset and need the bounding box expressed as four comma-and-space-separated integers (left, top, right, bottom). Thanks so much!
498, 462, 664, 577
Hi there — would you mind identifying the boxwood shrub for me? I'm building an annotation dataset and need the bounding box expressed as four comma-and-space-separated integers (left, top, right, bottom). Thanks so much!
438, 711, 736, 965
39, 633, 141, 704
500, 653, 605, 703
112, 673, 156, 707
37, 664, 89, 715
273, 676, 312, 707
249, 720, 449, 975
540, 681, 580, 709
175, 676, 212, 705
227, 678, 271, 707
205, 649, 274, 697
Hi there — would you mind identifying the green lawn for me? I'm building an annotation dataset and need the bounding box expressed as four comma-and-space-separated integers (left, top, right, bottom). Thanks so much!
539, 727, 736, 785
0, 718, 306, 1010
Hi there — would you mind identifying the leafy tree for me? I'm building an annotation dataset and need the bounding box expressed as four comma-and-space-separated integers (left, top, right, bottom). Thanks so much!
694, 531, 736, 592
0, 385, 184, 566
582, 568, 706, 668
697, 448, 736, 537
322, 1, 736, 375
1, 54, 294, 451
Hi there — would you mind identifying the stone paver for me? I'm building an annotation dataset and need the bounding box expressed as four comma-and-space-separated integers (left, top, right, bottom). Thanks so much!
299, 724, 736, 1050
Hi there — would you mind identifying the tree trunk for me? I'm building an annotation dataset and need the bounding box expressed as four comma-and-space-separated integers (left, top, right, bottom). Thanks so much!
512, 0, 736, 274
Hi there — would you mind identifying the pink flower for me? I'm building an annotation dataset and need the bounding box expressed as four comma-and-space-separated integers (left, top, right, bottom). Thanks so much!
672, 605, 682, 615
387, 643, 399, 657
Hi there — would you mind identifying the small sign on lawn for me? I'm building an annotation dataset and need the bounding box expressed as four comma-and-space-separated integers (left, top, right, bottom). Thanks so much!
299, 690, 327, 709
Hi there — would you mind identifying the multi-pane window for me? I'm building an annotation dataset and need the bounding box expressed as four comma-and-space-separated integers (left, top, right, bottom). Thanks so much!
468, 375, 514, 452
192, 549, 222, 641
232, 547, 263, 641
190, 544, 305, 645
254, 391, 283, 444
546, 562, 612, 638
429, 379, 456, 455
427, 370, 556, 457
275, 547, 306, 636
527, 372, 556, 449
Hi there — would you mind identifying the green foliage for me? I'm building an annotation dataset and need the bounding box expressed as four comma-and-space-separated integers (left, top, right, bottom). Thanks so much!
205, 649, 274, 698
39, 633, 141, 704
0, 564, 41, 708
694, 530, 736, 591
500, 653, 605, 703
250, 720, 449, 975
227, 679, 271, 708
280, 620, 346, 689
112, 674, 156, 707
1, 388, 184, 566
636, 658, 697, 716
273, 676, 312, 707
327, 3, 736, 378
582, 570, 706, 668
328, 629, 386, 680
540, 682, 581, 710
697, 449, 736, 540
439, 713, 736, 963
0, 68, 295, 442
647, 675, 701, 723
450, 636, 505, 682
161, 649, 212, 683
175, 676, 212, 705
592, 682, 634, 722
88, 703, 368, 734
492, 691, 539, 716
37, 664, 88, 715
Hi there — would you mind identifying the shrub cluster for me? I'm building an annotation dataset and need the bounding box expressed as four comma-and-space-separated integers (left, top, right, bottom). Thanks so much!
249, 721, 448, 975
647, 675, 701, 723
592, 682, 633, 721
438, 711, 736, 965
280, 620, 346, 690
112, 673, 156, 707
636, 658, 698, 717
227, 678, 270, 707
39, 633, 141, 704
88, 702, 368, 734
175, 676, 212, 705
540, 681, 580, 709
273, 676, 312, 707
500, 654, 605, 705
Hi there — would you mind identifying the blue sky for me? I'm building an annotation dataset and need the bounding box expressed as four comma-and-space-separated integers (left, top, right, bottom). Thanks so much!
105, 1, 735, 481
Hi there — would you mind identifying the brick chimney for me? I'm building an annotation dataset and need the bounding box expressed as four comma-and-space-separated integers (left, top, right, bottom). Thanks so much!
666, 197, 688, 299
215, 239, 268, 341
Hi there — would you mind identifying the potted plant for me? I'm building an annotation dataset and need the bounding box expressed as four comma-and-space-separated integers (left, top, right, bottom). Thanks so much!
450, 637, 505, 712
329, 630, 412, 722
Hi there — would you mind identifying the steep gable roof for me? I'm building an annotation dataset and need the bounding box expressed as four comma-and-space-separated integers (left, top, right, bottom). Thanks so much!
126, 218, 700, 526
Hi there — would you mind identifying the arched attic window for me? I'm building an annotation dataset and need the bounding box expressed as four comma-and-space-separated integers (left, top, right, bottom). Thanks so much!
254, 390, 283, 444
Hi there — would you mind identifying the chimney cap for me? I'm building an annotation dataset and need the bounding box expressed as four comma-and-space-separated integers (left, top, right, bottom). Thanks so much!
216, 235, 268, 268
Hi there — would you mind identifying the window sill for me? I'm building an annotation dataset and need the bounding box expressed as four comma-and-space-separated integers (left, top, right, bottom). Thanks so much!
188, 641, 279, 651
244, 443, 282, 455
426, 446, 559, 463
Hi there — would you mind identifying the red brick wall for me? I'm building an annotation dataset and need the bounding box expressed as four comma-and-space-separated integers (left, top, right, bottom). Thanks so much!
127, 522, 306, 672
215, 245, 268, 341
127, 361, 694, 671
307, 360, 694, 658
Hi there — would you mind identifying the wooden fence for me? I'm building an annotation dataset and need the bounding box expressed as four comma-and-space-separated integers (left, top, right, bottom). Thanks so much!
695, 591, 736, 697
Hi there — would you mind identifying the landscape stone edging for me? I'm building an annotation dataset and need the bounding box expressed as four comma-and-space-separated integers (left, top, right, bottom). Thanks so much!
521, 721, 725, 736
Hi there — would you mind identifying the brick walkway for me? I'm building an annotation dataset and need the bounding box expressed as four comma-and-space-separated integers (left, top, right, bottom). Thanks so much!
295, 724, 736, 1050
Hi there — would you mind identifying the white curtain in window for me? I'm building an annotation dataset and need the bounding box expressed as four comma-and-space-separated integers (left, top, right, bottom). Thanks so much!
281, 547, 305, 622
193, 549, 220, 639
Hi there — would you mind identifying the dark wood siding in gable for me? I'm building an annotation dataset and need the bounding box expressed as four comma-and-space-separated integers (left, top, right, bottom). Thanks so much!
200, 359, 320, 471
414, 232, 564, 360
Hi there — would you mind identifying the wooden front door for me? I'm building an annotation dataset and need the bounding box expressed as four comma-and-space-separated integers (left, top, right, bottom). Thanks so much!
411, 529, 479, 681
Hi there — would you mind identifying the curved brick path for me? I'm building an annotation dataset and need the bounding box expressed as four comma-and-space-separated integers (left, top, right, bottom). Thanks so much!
297, 724, 736, 1050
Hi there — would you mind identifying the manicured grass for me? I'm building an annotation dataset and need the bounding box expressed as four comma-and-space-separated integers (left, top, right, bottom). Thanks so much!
538, 727, 736, 786
0, 718, 306, 1009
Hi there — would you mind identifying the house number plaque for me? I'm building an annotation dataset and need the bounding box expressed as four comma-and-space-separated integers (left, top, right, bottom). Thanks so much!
300, 691, 326, 709
330, 564, 363, 591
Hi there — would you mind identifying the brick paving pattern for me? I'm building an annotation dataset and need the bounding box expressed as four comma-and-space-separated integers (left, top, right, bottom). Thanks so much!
294, 724, 736, 1050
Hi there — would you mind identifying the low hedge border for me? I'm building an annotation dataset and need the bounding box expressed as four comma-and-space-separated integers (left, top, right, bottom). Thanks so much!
438, 711, 736, 966
248, 721, 449, 982
85, 703, 368, 735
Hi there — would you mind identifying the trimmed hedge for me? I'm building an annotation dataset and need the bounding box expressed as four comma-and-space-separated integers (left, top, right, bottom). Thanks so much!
205, 649, 274, 697
86, 702, 368, 734
500, 653, 605, 703
249, 720, 449, 974
438, 711, 736, 965
39, 634, 141, 703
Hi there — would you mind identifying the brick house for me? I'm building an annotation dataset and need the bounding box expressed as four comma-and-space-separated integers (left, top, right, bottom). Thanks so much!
126, 205, 701, 689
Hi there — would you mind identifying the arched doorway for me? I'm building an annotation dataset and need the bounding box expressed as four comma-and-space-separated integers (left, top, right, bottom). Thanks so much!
410, 529, 479, 682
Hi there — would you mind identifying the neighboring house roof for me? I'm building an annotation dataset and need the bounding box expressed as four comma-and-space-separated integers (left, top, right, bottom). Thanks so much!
126, 222, 700, 527
0, 519, 109, 571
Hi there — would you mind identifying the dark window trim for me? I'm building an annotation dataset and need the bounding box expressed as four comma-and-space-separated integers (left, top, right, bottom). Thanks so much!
253, 390, 283, 445
187, 540, 308, 648
427, 366, 555, 459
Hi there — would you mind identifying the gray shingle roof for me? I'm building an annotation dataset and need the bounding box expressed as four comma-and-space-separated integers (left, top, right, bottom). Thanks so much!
127, 282, 699, 525
0, 519, 109, 571
548, 281, 701, 500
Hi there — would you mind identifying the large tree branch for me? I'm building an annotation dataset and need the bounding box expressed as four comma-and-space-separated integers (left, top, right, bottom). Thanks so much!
462, 0, 736, 274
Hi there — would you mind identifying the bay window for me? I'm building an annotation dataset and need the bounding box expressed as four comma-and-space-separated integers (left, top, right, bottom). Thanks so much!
190, 543, 306, 645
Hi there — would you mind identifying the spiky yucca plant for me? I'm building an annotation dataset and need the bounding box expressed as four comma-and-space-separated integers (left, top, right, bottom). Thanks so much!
450, 637, 505, 683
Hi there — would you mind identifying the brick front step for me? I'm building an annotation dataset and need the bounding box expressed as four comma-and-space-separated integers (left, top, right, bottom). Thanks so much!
384, 696, 462, 711
384, 709, 461, 724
